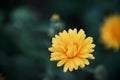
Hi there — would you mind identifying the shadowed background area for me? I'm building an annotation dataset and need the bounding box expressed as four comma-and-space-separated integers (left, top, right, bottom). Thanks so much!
0, 0, 120, 80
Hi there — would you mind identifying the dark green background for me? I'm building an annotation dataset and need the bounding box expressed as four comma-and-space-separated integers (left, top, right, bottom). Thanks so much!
0, 0, 120, 80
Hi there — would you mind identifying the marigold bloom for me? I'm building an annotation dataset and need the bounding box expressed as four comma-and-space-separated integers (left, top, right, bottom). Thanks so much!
101, 15, 120, 51
48, 28, 95, 72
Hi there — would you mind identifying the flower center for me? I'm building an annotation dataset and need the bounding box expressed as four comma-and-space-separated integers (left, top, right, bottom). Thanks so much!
66, 43, 78, 58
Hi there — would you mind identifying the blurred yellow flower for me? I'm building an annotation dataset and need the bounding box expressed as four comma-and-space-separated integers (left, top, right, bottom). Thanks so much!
51, 14, 60, 21
101, 15, 120, 51
48, 28, 95, 72
0, 74, 4, 80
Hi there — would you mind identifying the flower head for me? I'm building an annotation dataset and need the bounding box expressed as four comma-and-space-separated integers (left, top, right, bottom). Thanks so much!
100, 15, 120, 51
48, 28, 95, 72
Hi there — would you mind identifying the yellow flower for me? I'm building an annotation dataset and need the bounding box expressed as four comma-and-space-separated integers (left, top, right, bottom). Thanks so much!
48, 28, 95, 72
100, 15, 120, 51
51, 14, 60, 21
0, 74, 5, 80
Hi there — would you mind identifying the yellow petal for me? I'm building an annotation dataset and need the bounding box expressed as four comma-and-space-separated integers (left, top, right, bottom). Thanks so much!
57, 59, 67, 67
81, 58, 89, 65
73, 45, 77, 57
87, 54, 95, 59
68, 60, 74, 71
68, 29, 73, 34
73, 57, 85, 68
77, 29, 86, 41
73, 28, 77, 34
50, 54, 67, 61
59, 31, 69, 44
66, 43, 74, 58
80, 49, 88, 53
85, 44, 96, 49
78, 54, 88, 58
50, 52, 64, 57
88, 49, 94, 53
52, 44, 66, 52
84, 37, 93, 45
63, 61, 69, 72
72, 58, 79, 70
48, 47, 54, 52
52, 37, 63, 45
78, 58, 85, 68
74, 65, 78, 70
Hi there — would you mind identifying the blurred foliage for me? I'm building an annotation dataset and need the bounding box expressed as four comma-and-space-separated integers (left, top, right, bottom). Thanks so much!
0, 0, 120, 80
